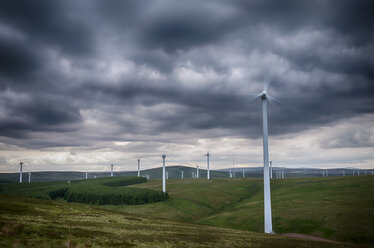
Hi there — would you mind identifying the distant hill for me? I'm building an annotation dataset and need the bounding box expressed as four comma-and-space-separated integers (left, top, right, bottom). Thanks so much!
0, 166, 372, 183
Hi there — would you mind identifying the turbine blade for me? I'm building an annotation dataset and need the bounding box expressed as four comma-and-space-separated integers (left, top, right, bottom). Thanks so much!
249, 94, 261, 103
264, 76, 273, 92
267, 95, 287, 106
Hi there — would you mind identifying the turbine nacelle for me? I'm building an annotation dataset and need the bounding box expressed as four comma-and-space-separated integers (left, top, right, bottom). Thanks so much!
260, 90, 268, 100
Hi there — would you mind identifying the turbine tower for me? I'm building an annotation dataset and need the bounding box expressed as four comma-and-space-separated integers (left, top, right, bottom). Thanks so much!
243, 169, 245, 178
260, 89, 273, 234
137, 159, 140, 177
162, 155, 166, 193
110, 164, 113, 177
28, 172, 31, 183
19, 162, 23, 183
181, 170, 184, 179
232, 152, 235, 178
196, 166, 199, 178
270, 161, 273, 179
206, 152, 210, 179
86, 172, 88, 179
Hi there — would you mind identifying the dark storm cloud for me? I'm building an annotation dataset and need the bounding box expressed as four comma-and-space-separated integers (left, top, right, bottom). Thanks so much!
0, 0, 373, 149
0, 0, 95, 56
0, 36, 40, 78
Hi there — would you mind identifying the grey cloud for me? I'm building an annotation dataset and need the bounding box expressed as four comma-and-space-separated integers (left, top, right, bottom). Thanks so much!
0, 0, 373, 151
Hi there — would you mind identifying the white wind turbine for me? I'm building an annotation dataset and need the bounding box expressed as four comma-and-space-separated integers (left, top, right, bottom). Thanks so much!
19, 162, 23, 183
251, 81, 282, 234
137, 159, 140, 177
162, 155, 166, 193
205, 152, 210, 179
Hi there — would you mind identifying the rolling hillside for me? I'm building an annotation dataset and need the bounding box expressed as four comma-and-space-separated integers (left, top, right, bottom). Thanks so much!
108, 176, 374, 245
1, 174, 373, 245
0, 194, 352, 248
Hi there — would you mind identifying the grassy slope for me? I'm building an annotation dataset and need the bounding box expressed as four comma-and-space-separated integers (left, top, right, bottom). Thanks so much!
104, 176, 374, 244
0, 194, 353, 248
1, 176, 373, 245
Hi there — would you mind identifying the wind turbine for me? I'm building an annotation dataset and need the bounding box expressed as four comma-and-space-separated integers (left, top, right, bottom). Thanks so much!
243, 169, 245, 178
196, 166, 199, 178
19, 162, 23, 183
28, 172, 31, 183
110, 164, 113, 177
270, 161, 273, 179
259, 87, 273, 233
181, 170, 184, 179
232, 152, 235, 178
137, 159, 140, 177
162, 155, 166, 193
205, 152, 210, 179
250, 82, 281, 234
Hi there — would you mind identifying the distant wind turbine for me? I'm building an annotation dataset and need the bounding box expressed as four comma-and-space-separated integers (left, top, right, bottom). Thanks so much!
28, 172, 31, 183
19, 162, 23, 183
162, 155, 166, 193
181, 170, 184, 179
110, 164, 113, 177
86, 172, 88, 179
196, 166, 199, 178
270, 161, 273, 179
205, 152, 210, 180
137, 159, 140, 177
232, 152, 235, 178
243, 169, 245, 178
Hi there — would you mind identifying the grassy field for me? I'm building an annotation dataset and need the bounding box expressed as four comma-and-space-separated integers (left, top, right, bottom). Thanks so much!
0, 194, 357, 247
1, 175, 373, 246
102, 176, 374, 245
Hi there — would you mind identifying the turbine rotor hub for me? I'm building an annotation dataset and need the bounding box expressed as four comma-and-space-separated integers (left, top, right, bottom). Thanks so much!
261, 91, 267, 100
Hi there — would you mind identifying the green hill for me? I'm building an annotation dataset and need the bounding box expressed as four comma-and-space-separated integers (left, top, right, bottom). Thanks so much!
104, 176, 374, 245
1, 175, 373, 246
0, 194, 353, 247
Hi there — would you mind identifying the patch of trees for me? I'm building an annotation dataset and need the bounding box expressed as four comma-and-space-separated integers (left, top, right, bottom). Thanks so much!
48, 176, 168, 205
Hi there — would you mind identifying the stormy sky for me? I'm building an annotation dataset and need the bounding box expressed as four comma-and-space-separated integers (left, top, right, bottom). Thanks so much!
0, 0, 373, 172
